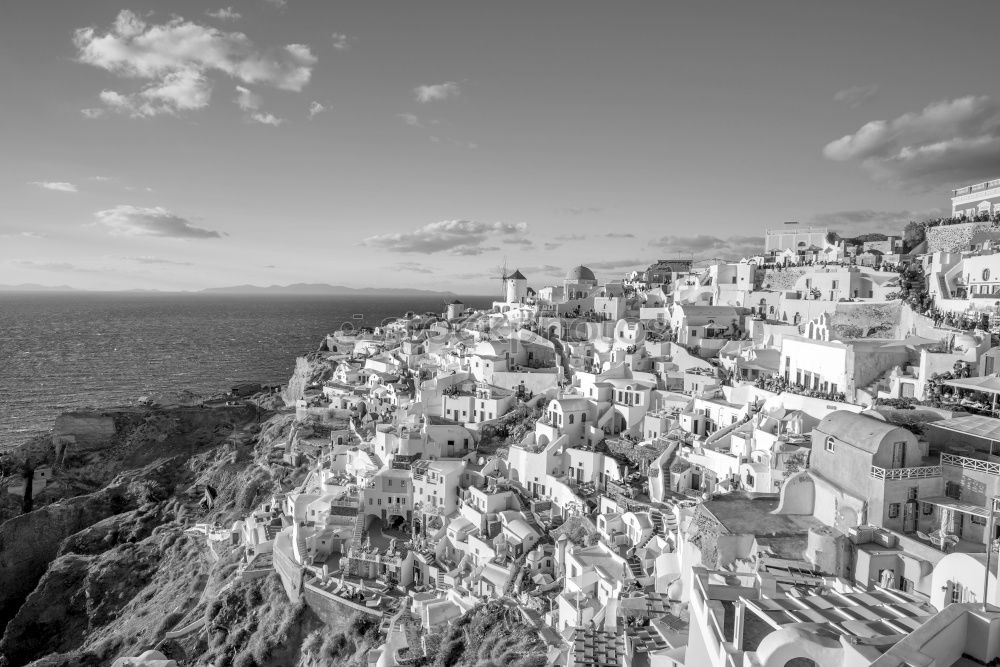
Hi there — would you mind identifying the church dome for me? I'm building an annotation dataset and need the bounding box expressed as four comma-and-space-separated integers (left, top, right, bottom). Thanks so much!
566, 265, 597, 282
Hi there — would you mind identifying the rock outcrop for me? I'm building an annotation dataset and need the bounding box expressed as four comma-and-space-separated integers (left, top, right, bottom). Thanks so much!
281, 353, 338, 406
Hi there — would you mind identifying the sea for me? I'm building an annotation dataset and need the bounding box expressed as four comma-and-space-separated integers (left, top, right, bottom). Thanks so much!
0, 293, 491, 451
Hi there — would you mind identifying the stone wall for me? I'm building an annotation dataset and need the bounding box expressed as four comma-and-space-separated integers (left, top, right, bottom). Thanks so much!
761, 267, 811, 291
303, 581, 381, 629
926, 222, 992, 253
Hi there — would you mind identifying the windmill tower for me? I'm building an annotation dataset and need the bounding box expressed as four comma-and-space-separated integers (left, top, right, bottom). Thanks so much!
490, 258, 527, 303
504, 269, 528, 303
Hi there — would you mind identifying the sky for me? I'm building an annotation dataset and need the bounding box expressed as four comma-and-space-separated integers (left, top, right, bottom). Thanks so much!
2, 1, 1000, 292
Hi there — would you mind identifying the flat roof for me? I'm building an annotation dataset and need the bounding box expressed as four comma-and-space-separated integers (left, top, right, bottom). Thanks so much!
700, 494, 822, 536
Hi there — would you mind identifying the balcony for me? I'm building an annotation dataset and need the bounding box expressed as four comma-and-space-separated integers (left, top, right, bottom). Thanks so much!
941, 453, 1000, 475
869, 465, 941, 480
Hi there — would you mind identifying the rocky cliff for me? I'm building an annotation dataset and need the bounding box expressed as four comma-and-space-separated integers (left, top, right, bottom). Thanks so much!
281, 353, 338, 406
0, 400, 283, 667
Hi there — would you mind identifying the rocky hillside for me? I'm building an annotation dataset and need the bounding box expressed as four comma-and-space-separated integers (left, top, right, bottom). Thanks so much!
0, 370, 551, 667
0, 400, 308, 667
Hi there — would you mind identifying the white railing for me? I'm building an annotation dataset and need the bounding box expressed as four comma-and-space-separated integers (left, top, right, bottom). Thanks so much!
941, 453, 1000, 475
870, 465, 942, 480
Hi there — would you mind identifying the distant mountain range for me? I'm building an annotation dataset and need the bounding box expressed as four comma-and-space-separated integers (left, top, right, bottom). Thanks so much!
0, 283, 78, 292
0, 282, 459, 297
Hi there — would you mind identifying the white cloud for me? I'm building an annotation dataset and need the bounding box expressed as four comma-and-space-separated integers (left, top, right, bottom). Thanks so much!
123, 256, 194, 266
650, 235, 762, 259
823, 95, 1000, 188
250, 112, 285, 126
235, 85, 261, 110
395, 262, 433, 274
206, 7, 242, 21
331, 33, 351, 51
562, 206, 603, 216
75, 10, 316, 117
95, 205, 222, 238
0, 231, 46, 239
414, 82, 460, 103
264, 0, 288, 8
30, 181, 78, 193
81, 107, 105, 119
308, 101, 326, 118
833, 83, 879, 108
10, 260, 102, 273
397, 112, 423, 128
362, 220, 527, 254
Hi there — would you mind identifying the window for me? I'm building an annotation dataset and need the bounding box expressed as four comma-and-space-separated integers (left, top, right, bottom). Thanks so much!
888, 503, 900, 519
825, 436, 836, 452
907, 487, 917, 500
569, 414, 574, 424
832, 280, 839, 289
972, 515, 987, 526
985, 268, 992, 281
922, 503, 933, 515
946, 481, 962, 500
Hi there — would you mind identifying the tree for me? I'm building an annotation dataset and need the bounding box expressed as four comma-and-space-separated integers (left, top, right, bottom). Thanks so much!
902, 221, 926, 252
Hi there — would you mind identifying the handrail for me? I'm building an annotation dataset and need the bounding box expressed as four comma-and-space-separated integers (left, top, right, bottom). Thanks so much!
941, 453, 1000, 475
870, 465, 941, 480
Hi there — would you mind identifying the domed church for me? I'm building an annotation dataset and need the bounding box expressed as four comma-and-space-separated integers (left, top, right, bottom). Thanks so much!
565, 265, 598, 300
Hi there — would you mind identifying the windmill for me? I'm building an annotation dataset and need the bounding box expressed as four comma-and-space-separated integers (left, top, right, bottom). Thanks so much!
490, 256, 510, 300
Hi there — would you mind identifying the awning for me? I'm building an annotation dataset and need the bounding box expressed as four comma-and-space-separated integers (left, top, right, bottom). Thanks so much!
943, 376, 1000, 394
921, 496, 991, 518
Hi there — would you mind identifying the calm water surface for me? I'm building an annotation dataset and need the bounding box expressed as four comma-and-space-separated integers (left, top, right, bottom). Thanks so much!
0, 293, 489, 450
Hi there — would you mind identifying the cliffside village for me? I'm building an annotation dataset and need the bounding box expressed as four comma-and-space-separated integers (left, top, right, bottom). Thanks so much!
206, 180, 1000, 665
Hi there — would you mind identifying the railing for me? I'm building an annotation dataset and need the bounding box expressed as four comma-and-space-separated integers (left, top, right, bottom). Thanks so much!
941, 453, 1000, 475
870, 465, 941, 480
954, 180, 1000, 196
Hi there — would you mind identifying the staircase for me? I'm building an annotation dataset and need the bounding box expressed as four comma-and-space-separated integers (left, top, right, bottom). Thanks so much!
295, 529, 308, 562
659, 509, 678, 535
650, 511, 664, 534
626, 555, 644, 578
352, 513, 366, 542
636, 530, 657, 551
436, 570, 450, 591
937, 273, 950, 298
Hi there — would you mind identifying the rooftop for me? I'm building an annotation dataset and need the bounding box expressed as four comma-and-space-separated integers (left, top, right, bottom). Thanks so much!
700, 494, 822, 536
